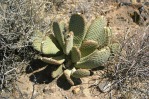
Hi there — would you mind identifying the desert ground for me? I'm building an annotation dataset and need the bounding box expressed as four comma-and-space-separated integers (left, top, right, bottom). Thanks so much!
0, 0, 149, 99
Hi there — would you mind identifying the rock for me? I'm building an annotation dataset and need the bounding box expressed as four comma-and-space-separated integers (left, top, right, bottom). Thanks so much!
72, 87, 81, 94
98, 80, 115, 93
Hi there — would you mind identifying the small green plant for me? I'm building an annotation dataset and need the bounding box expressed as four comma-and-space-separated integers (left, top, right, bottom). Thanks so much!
31, 14, 120, 85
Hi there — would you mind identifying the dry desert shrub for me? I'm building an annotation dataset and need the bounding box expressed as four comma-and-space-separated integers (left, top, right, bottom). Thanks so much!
102, 26, 149, 98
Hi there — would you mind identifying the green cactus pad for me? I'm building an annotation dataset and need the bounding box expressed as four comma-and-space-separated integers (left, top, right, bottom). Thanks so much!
85, 16, 108, 47
104, 27, 112, 37
80, 40, 99, 57
75, 47, 111, 69
71, 69, 90, 78
64, 31, 73, 55
104, 27, 112, 45
38, 55, 65, 65
71, 46, 81, 63
52, 64, 63, 78
49, 34, 62, 50
109, 43, 121, 54
53, 21, 65, 50
69, 14, 86, 47
64, 69, 74, 85
32, 30, 60, 55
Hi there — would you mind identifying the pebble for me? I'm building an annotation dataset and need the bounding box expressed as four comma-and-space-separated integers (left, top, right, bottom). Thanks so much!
98, 80, 115, 93
72, 87, 81, 94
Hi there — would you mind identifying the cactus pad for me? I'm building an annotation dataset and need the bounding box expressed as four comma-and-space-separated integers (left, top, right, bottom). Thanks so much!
32, 30, 60, 55
64, 69, 74, 85
71, 69, 90, 78
75, 47, 111, 69
38, 55, 65, 65
69, 14, 86, 47
80, 40, 99, 57
109, 43, 121, 54
53, 22, 65, 50
52, 64, 63, 78
85, 16, 108, 47
71, 46, 81, 63
64, 31, 74, 55
104, 27, 112, 37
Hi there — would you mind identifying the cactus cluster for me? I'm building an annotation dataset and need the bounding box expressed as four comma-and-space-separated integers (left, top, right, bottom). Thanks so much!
31, 14, 120, 85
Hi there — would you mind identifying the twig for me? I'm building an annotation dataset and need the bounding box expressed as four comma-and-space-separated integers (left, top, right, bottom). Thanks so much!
4, 68, 16, 75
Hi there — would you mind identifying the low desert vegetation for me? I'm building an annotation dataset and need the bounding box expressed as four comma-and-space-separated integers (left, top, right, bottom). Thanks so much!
0, 0, 148, 98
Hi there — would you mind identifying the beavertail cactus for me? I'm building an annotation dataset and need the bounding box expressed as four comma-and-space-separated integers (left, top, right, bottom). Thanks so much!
75, 47, 111, 69
71, 69, 91, 78
80, 40, 99, 57
31, 14, 121, 85
69, 14, 86, 47
71, 46, 81, 63
53, 21, 65, 50
32, 30, 60, 55
85, 16, 108, 48
52, 64, 63, 78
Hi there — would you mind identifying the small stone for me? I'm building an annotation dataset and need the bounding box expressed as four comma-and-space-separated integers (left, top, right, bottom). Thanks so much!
98, 80, 114, 93
72, 87, 81, 94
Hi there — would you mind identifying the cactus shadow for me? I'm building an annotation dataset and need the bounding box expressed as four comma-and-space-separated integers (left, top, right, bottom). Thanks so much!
26, 60, 80, 90
26, 59, 55, 84
92, 66, 105, 71
56, 74, 72, 90
29, 67, 54, 84
26, 59, 48, 73
57, 74, 82, 90
26, 59, 89, 89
